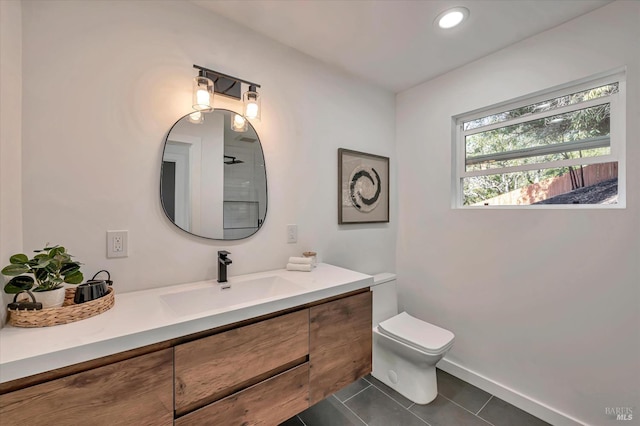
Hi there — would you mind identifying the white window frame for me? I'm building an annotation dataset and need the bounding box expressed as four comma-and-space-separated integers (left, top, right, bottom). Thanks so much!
452, 69, 626, 209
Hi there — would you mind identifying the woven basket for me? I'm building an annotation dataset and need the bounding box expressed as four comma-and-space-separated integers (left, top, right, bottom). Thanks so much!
7, 287, 115, 328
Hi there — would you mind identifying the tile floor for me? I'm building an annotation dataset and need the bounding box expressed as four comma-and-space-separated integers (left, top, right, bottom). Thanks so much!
280, 369, 550, 426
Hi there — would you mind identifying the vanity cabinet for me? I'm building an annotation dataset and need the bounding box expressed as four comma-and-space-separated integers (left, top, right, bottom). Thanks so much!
0, 348, 173, 426
0, 289, 372, 426
308, 291, 372, 405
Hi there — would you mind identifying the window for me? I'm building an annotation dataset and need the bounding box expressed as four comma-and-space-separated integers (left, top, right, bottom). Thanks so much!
453, 71, 625, 207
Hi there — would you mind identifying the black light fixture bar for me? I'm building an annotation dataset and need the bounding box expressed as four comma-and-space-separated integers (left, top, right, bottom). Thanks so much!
194, 65, 260, 100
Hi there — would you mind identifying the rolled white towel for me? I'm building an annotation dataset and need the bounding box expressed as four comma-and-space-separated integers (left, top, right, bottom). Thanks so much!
286, 263, 312, 272
288, 256, 313, 265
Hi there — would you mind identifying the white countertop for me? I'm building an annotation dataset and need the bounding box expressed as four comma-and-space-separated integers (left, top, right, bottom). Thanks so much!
0, 263, 372, 383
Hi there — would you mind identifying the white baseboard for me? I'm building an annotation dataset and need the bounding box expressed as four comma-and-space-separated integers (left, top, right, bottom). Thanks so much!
437, 358, 588, 426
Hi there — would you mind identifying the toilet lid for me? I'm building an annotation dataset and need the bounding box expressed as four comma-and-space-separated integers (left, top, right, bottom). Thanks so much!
378, 312, 454, 353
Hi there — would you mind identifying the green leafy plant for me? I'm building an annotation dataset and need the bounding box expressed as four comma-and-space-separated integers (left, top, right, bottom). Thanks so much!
2, 245, 84, 294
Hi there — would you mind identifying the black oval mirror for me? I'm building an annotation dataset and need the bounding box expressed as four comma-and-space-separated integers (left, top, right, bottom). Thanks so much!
161, 109, 267, 240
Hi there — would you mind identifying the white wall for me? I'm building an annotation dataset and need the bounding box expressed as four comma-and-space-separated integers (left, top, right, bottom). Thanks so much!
0, 0, 24, 324
396, 2, 639, 425
18, 0, 396, 295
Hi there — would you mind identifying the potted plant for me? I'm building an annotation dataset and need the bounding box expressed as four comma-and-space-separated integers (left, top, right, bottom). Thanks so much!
2, 245, 84, 308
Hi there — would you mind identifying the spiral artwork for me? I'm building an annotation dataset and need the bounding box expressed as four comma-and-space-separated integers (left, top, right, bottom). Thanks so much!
349, 165, 382, 212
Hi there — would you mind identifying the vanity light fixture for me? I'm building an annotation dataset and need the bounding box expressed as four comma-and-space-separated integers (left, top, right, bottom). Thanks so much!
231, 113, 248, 132
435, 7, 469, 29
193, 64, 261, 120
188, 111, 204, 124
243, 85, 261, 120
192, 69, 214, 111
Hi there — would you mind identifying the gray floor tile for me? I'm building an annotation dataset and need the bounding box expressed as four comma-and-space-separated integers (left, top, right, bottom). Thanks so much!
287, 370, 549, 426
410, 395, 493, 426
436, 369, 492, 414
279, 415, 305, 426
298, 395, 366, 426
334, 377, 371, 402
345, 386, 428, 426
365, 374, 414, 408
478, 396, 551, 426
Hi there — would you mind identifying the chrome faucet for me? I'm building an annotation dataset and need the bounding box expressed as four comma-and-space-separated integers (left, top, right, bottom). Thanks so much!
217, 250, 232, 286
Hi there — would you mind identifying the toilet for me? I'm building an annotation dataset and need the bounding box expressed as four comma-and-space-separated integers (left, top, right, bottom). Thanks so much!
371, 273, 455, 405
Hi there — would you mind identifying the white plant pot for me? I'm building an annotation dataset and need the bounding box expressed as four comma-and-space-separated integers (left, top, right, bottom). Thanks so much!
33, 287, 66, 309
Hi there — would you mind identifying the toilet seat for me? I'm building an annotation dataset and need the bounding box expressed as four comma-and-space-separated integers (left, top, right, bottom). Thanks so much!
378, 312, 454, 355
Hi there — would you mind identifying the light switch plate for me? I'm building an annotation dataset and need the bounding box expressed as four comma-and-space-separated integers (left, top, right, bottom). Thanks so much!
286, 224, 297, 243
107, 230, 128, 258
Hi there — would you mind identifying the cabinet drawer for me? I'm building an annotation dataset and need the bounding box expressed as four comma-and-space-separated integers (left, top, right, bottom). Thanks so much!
176, 362, 309, 426
175, 309, 309, 413
0, 349, 173, 426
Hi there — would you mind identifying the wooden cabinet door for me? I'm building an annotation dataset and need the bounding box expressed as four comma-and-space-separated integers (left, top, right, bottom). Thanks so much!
175, 309, 309, 414
309, 291, 372, 405
0, 348, 173, 426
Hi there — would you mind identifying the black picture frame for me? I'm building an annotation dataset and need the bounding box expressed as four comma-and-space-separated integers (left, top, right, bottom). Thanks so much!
338, 148, 390, 224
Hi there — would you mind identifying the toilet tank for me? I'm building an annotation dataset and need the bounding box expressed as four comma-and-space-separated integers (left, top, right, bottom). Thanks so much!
371, 273, 398, 326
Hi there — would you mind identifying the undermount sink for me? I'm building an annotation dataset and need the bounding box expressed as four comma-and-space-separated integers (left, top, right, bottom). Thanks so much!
160, 275, 305, 316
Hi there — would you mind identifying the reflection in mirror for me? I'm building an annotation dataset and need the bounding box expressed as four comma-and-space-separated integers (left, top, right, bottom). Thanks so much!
161, 109, 267, 240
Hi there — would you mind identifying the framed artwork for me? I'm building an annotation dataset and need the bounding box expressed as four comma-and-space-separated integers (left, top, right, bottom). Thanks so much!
338, 148, 389, 224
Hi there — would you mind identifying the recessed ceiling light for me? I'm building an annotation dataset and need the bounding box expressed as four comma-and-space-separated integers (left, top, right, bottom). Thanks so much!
435, 7, 469, 29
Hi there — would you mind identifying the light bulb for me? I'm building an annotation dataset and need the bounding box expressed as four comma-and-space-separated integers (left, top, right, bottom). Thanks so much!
188, 111, 203, 124
196, 89, 210, 107
245, 102, 259, 119
439, 11, 463, 28
231, 113, 248, 132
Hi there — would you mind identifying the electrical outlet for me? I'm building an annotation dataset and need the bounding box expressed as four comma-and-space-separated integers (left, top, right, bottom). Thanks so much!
113, 236, 123, 252
107, 230, 128, 258
286, 224, 297, 243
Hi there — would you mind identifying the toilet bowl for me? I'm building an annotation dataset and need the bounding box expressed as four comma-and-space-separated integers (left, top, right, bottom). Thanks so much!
371, 273, 454, 405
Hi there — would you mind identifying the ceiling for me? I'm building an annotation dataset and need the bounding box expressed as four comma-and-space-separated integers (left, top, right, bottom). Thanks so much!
192, 0, 612, 93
